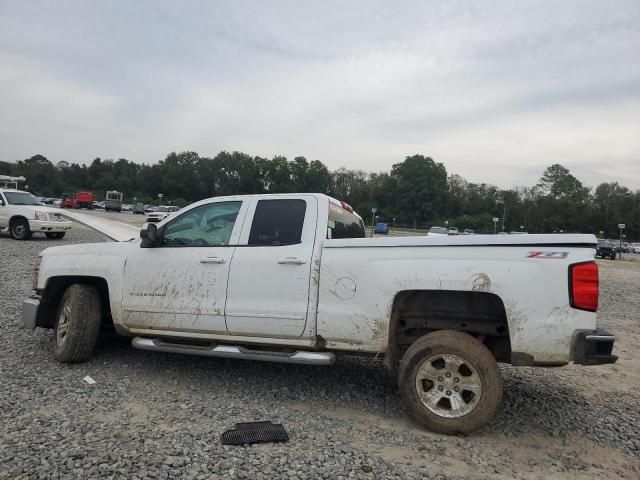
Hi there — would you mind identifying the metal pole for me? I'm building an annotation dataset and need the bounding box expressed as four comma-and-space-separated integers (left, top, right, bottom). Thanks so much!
502, 201, 506, 232
618, 224, 625, 260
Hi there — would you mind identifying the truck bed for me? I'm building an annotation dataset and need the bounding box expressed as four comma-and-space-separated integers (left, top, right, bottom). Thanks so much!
317, 233, 598, 364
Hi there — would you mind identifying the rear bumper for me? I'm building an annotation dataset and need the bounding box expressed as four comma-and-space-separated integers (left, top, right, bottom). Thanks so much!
23, 296, 40, 330
572, 329, 617, 365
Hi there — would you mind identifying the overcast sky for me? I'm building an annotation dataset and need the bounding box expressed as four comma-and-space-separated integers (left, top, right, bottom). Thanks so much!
1, 0, 639, 189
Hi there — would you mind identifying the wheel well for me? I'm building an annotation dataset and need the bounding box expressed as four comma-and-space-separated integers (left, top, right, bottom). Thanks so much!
37, 276, 111, 329
389, 290, 512, 363
10, 215, 29, 226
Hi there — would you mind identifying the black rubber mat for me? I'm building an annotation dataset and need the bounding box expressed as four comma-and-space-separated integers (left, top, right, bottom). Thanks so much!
221, 421, 289, 445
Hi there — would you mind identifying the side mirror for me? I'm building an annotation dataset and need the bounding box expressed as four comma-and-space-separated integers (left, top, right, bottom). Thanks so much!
140, 223, 160, 248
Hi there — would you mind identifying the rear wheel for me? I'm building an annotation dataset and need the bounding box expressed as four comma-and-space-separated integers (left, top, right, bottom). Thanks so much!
53, 284, 102, 363
398, 330, 502, 434
10, 219, 32, 240
45, 232, 66, 240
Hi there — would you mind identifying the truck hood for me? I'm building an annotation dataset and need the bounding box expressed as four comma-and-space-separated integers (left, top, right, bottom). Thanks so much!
41, 207, 140, 242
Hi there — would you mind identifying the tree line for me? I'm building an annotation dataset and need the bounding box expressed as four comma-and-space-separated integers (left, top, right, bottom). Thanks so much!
1, 152, 638, 239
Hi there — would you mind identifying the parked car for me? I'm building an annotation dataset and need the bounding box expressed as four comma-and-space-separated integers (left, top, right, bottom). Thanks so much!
133, 202, 146, 215
0, 188, 73, 240
448, 227, 459, 235
595, 239, 616, 260
462, 229, 475, 235
147, 205, 175, 223
606, 240, 626, 253
23, 193, 616, 435
427, 226, 448, 235
631, 243, 640, 254
373, 222, 389, 234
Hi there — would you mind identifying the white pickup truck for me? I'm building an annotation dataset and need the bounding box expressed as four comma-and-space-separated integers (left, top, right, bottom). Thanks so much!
0, 188, 73, 240
22, 193, 616, 434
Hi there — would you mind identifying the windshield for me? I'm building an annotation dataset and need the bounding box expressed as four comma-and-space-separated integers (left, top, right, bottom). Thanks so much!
598, 240, 610, 246
3, 191, 42, 205
154, 206, 170, 212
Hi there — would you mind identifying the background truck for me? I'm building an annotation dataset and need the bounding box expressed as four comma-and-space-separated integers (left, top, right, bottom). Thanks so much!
22, 193, 616, 434
105, 190, 123, 212
0, 188, 73, 240
60, 191, 94, 209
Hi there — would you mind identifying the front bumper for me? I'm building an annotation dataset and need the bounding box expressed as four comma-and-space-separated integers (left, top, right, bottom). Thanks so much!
572, 329, 617, 365
29, 219, 73, 233
23, 296, 40, 330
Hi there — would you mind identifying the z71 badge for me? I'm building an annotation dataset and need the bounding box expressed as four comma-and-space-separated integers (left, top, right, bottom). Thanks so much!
526, 251, 569, 259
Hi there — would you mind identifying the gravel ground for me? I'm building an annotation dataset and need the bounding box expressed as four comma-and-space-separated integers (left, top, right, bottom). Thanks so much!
1, 225, 639, 479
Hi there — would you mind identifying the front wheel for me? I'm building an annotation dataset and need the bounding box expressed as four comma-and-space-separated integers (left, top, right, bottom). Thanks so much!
10, 219, 32, 240
398, 330, 502, 434
53, 284, 102, 363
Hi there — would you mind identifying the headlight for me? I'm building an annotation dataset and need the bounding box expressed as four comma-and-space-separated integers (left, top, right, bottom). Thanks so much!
33, 254, 43, 290
34, 211, 49, 221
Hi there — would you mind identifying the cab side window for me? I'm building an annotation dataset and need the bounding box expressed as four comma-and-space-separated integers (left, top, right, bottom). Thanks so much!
162, 201, 241, 247
248, 199, 306, 246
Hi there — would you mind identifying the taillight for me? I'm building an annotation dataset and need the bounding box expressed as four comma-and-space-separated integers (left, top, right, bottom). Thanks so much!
340, 201, 354, 213
569, 261, 598, 312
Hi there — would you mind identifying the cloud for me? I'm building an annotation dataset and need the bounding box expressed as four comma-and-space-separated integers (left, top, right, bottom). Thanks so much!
1, 0, 639, 188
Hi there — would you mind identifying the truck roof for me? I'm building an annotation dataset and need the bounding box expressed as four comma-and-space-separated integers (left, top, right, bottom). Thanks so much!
0, 188, 29, 193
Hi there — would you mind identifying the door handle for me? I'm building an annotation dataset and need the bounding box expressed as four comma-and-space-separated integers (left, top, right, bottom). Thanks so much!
200, 256, 225, 264
278, 257, 306, 265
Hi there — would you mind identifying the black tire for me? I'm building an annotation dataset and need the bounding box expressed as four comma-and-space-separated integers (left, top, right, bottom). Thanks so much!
10, 218, 32, 240
53, 284, 102, 363
398, 330, 502, 435
611, 253, 616, 260
45, 232, 66, 240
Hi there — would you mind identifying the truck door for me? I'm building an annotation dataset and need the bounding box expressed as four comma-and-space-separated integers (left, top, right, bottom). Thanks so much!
225, 197, 318, 338
121, 200, 247, 333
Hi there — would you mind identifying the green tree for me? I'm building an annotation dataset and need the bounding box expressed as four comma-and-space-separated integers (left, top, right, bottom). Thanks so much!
391, 155, 448, 224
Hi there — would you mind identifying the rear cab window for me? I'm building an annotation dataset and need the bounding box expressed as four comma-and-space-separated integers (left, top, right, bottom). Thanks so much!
248, 199, 307, 246
327, 200, 365, 239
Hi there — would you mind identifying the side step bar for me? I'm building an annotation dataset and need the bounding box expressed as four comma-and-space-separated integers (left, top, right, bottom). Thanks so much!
131, 337, 335, 365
